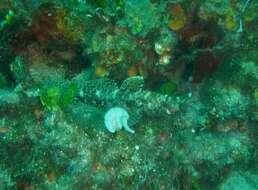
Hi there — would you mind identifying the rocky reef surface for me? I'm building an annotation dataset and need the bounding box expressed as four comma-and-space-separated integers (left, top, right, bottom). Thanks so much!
0, 0, 257, 189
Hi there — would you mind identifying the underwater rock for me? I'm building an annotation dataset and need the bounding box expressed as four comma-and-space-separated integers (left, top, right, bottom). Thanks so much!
0, 165, 14, 189
0, 89, 20, 105
121, 0, 161, 37
0, 1, 257, 189
9, 56, 26, 83
219, 171, 258, 190
210, 86, 250, 120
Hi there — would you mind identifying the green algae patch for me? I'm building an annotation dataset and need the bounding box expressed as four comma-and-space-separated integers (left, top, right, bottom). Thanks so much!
159, 82, 177, 96
40, 83, 76, 111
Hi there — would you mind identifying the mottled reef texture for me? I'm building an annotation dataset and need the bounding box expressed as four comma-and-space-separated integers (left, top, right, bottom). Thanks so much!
0, 0, 258, 190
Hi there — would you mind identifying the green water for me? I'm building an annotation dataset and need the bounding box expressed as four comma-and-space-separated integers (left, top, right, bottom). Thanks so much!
0, 1, 257, 189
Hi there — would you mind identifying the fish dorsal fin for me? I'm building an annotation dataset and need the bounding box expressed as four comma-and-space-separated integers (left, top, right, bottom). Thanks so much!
120, 76, 144, 92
